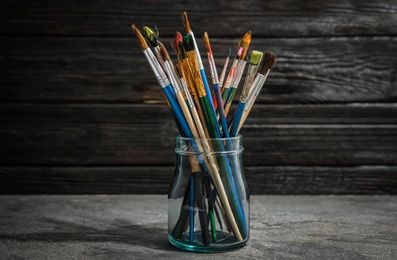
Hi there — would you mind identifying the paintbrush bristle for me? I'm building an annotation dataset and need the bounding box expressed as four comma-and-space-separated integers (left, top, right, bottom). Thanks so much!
158, 41, 170, 62
261, 51, 277, 73
182, 35, 195, 52
239, 31, 252, 60
175, 31, 183, 49
183, 12, 192, 33
250, 50, 263, 66
131, 25, 148, 50
175, 32, 187, 59
142, 25, 159, 47
203, 32, 212, 53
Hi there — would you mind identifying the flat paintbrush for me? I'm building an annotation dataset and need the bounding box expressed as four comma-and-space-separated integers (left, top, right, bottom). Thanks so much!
229, 50, 263, 136
238, 51, 277, 133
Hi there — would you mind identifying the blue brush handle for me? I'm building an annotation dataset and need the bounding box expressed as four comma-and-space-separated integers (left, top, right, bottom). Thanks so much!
163, 85, 192, 138
229, 102, 245, 137
200, 69, 222, 138
213, 83, 229, 137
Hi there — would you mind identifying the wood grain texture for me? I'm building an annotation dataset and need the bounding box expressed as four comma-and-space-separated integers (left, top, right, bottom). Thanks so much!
1, 0, 396, 37
1, 104, 396, 166
1, 37, 396, 103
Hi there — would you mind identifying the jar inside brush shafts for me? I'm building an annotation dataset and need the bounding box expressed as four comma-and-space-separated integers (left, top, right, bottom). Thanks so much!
168, 135, 250, 252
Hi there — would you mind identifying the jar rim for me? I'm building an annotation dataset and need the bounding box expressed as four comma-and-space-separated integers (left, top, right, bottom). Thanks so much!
176, 134, 243, 142
175, 134, 244, 155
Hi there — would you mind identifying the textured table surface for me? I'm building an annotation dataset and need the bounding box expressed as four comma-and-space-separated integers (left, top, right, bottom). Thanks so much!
1, 195, 396, 259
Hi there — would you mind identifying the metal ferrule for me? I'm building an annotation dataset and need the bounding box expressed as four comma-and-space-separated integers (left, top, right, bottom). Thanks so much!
240, 73, 261, 103
207, 53, 219, 84
244, 73, 265, 110
255, 70, 269, 96
143, 49, 170, 88
231, 60, 247, 89
180, 77, 195, 110
164, 61, 181, 93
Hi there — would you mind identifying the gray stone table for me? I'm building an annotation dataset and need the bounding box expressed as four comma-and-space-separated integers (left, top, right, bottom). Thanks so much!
0, 195, 396, 259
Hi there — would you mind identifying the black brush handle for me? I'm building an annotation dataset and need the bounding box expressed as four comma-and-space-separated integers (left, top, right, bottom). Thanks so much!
193, 171, 210, 246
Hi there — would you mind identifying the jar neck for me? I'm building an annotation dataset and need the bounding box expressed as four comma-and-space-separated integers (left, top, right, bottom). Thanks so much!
175, 135, 244, 156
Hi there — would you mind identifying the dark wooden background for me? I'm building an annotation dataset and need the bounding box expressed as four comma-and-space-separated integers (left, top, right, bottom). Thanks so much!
1, 0, 397, 194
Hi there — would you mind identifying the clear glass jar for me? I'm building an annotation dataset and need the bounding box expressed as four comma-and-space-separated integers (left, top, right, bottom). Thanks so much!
168, 135, 250, 252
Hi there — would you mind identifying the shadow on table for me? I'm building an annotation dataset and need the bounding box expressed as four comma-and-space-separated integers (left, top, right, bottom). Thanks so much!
0, 218, 179, 253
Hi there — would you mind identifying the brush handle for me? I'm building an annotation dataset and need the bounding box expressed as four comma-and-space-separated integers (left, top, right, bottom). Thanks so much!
189, 174, 195, 244
213, 83, 229, 137
224, 60, 247, 117
193, 171, 210, 245
229, 102, 245, 137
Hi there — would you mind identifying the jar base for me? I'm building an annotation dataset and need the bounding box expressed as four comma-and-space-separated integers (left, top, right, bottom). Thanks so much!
168, 232, 247, 253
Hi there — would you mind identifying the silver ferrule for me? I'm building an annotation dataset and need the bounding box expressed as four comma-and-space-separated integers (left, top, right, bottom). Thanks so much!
143, 49, 170, 88
207, 53, 219, 84
244, 73, 265, 110
231, 60, 247, 89
164, 61, 181, 93
240, 73, 261, 103
180, 77, 195, 109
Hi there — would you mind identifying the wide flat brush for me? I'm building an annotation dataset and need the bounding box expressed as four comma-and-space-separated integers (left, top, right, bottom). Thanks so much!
229, 50, 263, 137
238, 51, 277, 133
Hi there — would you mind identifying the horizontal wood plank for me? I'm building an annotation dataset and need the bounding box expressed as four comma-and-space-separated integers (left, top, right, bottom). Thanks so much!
1, 166, 396, 195
2, 37, 397, 103
1, 0, 396, 37
1, 104, 396, 166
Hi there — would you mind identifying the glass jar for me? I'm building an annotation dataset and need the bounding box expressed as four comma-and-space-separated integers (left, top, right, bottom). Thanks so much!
168, 135, 250, 252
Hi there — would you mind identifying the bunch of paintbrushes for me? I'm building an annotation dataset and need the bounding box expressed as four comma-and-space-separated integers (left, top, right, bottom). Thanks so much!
131, 12, 276, 245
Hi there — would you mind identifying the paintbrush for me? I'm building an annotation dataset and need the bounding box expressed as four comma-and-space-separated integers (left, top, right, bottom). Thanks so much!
182, 34, 223, 138
212, 48, 231, 110
219, 48, 232, 89
175, 32, 211, 139
223, 31, 252, 117
237, 51, 277, 133
229, 50, 263, 136
131, 25, 194, 138
203, 31, 229, 138
219, 31, 251, 110
133, 25, 205, 243
142, 25, 167, 72
183, 12, 217, 114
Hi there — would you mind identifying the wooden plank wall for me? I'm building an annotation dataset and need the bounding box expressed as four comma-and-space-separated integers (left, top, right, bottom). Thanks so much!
1, 0, 397, 194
